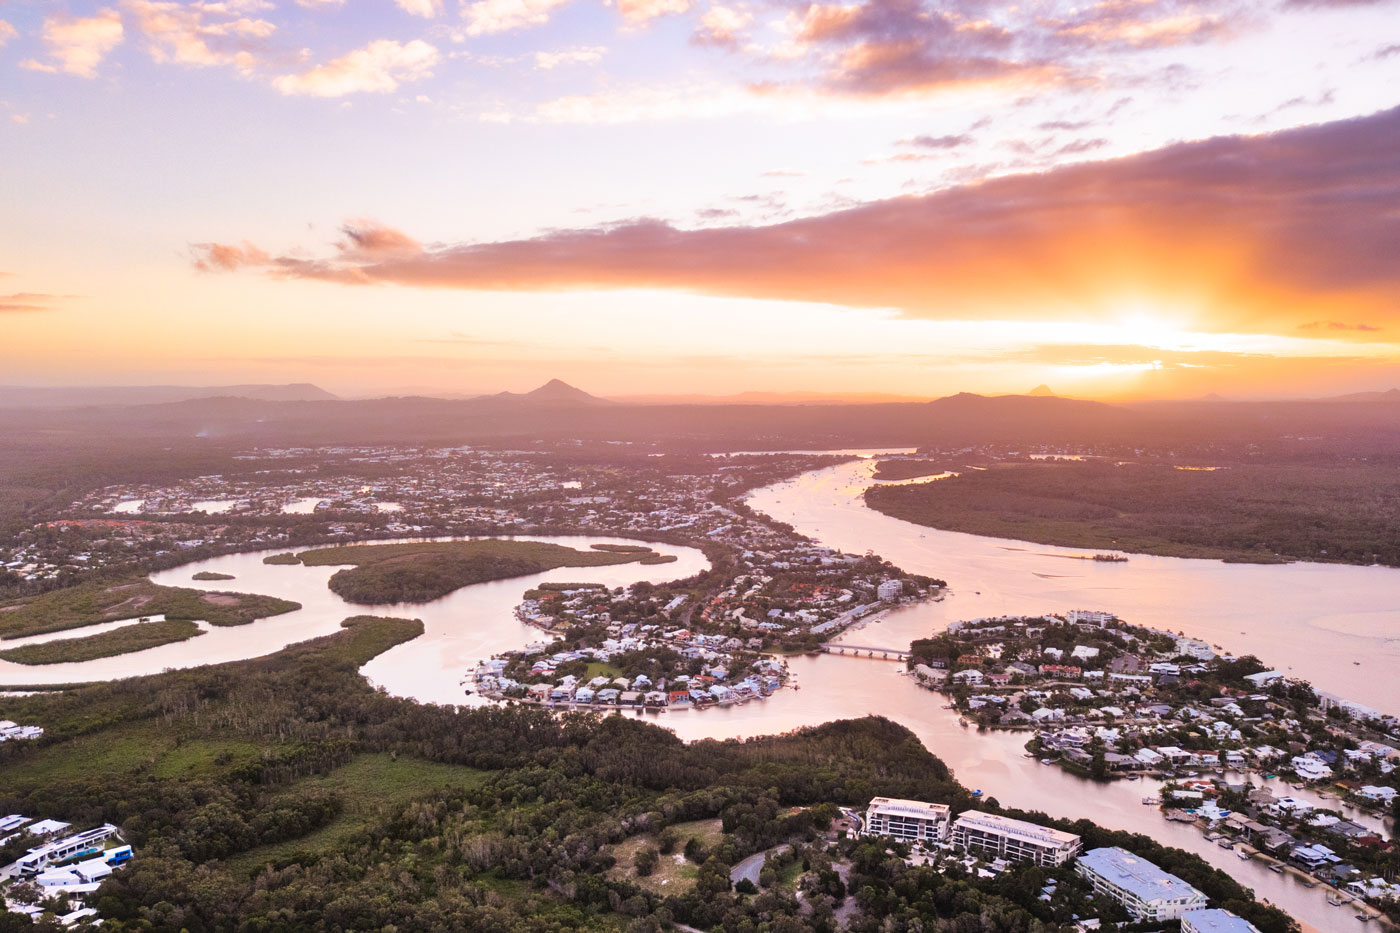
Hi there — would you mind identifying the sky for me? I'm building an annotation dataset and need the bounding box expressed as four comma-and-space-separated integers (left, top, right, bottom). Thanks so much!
0, 0, 1397, 401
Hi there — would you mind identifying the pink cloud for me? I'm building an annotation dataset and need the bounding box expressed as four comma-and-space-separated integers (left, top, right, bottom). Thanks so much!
272, 39, 440, 96
21, 9, 124, 78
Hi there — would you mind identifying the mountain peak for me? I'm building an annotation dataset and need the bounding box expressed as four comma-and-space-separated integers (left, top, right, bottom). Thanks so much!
525, 378, 607, 403
1027, 384, 1057, 397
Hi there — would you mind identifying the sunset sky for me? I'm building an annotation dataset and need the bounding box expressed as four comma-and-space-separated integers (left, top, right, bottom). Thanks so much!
2, 0, 1397, 400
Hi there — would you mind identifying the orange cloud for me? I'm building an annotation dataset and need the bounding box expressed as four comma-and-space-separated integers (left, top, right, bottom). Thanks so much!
0, 293, 76, 312
193, 106, 1400, 337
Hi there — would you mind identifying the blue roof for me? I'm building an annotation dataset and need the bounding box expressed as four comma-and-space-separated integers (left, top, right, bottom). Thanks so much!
1079, 847, 1207, 904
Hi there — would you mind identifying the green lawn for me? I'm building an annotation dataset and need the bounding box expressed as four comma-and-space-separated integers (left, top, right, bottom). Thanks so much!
226, 753, 489, 873
585, 661, 625, 680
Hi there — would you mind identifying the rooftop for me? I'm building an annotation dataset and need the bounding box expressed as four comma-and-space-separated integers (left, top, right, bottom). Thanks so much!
1182, 908, 1261, 932
1079, 847, 1207, 905
868, 797, 951, 818
953, 811, 1081, 847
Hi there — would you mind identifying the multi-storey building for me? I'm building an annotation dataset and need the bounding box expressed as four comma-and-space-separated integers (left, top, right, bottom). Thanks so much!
1076, 847, 1209, 921
864, 797, 951, 844
949, 812, 1081, 866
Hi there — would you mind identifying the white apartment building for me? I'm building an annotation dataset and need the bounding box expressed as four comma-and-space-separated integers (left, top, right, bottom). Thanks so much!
877, 580, 905, 601
864, 797, 951, 844
950, 811, 1082, 866
1076, 847, 1208, 921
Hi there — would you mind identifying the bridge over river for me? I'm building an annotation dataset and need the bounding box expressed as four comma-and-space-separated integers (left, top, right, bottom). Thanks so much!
819, 643, 910, 661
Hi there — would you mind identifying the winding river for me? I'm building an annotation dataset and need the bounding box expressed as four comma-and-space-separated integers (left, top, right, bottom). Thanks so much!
0, 536, 710, 696
5, 456, 1399, 930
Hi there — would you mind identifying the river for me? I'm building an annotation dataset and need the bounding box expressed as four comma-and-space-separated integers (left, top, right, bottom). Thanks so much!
0, 535, 710, 695
5, 458, 1397, 930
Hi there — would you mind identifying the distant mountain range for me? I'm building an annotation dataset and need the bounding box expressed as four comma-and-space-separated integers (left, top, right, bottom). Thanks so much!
0, 383, 338, 408
3, 379, 1399, 455
1323, 388, 1400, 403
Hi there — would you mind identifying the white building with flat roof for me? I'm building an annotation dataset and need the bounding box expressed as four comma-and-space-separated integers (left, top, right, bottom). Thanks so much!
1181, 909, 1261, 933
864, 797, 951, 844
1076, 847, 1208, 921
950, 811, 1081, 866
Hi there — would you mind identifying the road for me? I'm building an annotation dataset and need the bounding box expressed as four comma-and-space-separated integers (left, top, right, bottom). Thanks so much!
730, 850, 769, 887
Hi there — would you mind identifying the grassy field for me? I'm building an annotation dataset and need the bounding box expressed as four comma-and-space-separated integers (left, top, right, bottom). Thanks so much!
0, 618, 203, 665
227, 753, 489, 873
0, 719, 265, 787
865, 460, 1400, 565
0, 579, 301, 639
604, 818, 724, 895
287, 539, 671, 605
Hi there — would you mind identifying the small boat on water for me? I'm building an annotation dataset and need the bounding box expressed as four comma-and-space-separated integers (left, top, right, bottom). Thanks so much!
1217, 838, 1234, 849
1237, 850, 1251, 860
1142, 796, 1161, 805
1269, 863, 1285, 873
1328, 893, 1348, 906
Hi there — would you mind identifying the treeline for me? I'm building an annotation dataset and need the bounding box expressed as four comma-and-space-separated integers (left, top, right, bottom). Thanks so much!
292, 540, 654, 605
0, 618, 203, 665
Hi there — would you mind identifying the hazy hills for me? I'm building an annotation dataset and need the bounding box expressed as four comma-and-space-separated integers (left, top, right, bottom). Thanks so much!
0, 383, 337, 408
2, 379, 1398, 456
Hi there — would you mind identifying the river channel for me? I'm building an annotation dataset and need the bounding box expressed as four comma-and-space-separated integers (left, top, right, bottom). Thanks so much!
0, 535, 710, 695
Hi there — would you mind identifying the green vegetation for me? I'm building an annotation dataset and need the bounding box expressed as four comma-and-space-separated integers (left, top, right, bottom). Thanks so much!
294, 539, 672, 604
0, 612, 1295, 933
191, 571, 235, 581
0, 579, 301, 639
0, 618, 204, 665
871, 459, 952, 481
866, 460, 1400, 565
226, 753, 489, 873
261, 552, 301, 565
